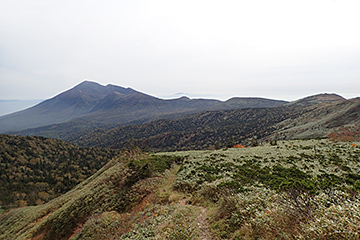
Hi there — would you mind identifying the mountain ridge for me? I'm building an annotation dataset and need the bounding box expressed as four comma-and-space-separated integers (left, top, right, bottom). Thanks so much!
284, 93, 345, 108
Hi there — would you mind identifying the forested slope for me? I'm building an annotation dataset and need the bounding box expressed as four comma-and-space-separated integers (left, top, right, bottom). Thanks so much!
73, 106, 305, 151
0, 134, 120, 208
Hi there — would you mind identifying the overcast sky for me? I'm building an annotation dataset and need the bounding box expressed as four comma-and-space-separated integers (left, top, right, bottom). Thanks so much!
1, 0, 359, 101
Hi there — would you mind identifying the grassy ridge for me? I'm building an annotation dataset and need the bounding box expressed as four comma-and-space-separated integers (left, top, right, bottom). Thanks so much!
0, 150, 184, 240
1, 139, 360, 239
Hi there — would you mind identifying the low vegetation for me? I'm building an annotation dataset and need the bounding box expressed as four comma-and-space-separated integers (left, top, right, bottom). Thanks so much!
1, 138, 360, 239
168, 139, 360, 239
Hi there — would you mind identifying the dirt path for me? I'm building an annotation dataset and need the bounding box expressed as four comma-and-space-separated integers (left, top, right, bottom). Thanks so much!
196, 206, 212, 240
163, 167, 213, 239
178, 198, 212, 240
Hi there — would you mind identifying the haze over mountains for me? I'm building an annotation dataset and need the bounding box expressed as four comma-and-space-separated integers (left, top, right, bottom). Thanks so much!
0, 99, 43, 116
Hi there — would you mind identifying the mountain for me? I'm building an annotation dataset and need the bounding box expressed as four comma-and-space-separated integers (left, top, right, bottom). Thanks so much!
0, 81, 219, 133
0, 81, 128, 132
0, 80, 287, 135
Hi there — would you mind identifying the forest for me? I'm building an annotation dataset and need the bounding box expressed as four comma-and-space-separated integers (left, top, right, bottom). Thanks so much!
0, 134, 120, 208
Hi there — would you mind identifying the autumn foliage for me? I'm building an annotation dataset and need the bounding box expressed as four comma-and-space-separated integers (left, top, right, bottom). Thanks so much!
328, 126, 360, 142
232, 144, 245, 148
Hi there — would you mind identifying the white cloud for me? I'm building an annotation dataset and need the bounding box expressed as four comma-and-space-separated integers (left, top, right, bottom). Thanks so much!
0, 0, 359, 100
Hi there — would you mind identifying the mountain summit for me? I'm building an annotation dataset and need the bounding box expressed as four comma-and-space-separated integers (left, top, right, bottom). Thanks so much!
284, 93, 345, 107
0, 81, 141, 132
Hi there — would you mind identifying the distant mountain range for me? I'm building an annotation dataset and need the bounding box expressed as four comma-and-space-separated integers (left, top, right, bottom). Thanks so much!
1, 80, 358, 151
0, 81, 287, 134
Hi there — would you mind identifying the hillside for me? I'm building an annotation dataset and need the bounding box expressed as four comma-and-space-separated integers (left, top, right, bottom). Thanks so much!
284, 93, 345, 108
0, 150, 185, 240
1, 139, 360, 239
73, 106, 306, 151
211, 97, 288, 110
0, 81, 286, 135
69, 95, 359, 152
0, 134, 120, 209
271, 97, 360, 140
